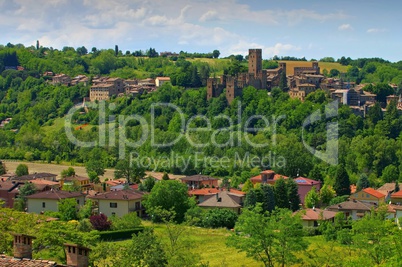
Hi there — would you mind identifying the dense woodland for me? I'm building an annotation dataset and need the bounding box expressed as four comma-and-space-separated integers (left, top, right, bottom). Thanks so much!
0, 43, 402, 190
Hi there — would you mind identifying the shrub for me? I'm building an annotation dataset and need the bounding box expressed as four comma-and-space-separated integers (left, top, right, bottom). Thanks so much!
201, 209, 238, 229
89, 214, 112, 231
98, 227, 144, 241
110, 212, 142, 230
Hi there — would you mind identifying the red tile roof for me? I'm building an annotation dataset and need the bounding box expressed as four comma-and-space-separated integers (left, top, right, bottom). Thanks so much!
362, 188, 385, 199
296, 208, 338, 221
0, 255, 57, 266
63, 175, 89, 182
391, 190, 402, 198
181, 175, 218, 182
188, 188, 245, 196
88, 189, 144, 201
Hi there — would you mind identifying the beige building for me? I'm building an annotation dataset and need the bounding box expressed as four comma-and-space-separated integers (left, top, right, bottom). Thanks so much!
90, 77, 125, 102
155, 77, 171, 87
88, 189, 145, 217
26, 190, 85, 214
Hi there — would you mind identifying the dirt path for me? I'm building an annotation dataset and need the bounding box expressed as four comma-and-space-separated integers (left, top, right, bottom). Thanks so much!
2, 161, 184, 181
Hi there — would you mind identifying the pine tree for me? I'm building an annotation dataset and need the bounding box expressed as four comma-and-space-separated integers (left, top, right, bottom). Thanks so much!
274, 178, 289, 208
279, 71, 287, 91
162, 172, 170, 180
115, 45, 119, 56
356, 173, 370, 191
0, 161, 5, 175
36, 40, 39, 50
334, 164, 351, 196
287, 179, 301, 211
260, 184, 275, 212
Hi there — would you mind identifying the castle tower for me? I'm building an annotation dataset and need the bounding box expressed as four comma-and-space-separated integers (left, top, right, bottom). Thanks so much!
279, 62, 287, 75
226, 76, 238, 104
248, 49, 262, 76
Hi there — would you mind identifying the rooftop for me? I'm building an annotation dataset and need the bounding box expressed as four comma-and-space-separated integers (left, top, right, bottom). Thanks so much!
11, 173, 56, 181
26, 190, 84, 200
198, 190, 242, 208
181, 175, 218, 182
296, 208, 338, 221
294, 177, 320, 185
361, 188, 386, 199
326, 199, 375, 211
0, 255, 57, 267
88, 189, 144, 201
189, 188, 245, 196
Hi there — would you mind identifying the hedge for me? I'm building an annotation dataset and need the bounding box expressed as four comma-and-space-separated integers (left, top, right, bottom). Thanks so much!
98, 227, 145, 241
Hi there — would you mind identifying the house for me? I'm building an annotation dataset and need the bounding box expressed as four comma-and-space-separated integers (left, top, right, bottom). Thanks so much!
0, 180, 21, 208
90, 77, 125, 102
390, 190, 402, 204
51, 73, 71, 86
294, 177, 321, 205
11, 172, 57, 182
377, 183, 396, 202
61, 175, 91, 191
26, 190, 85, 214
350, 187, 386, 205
180, 175, 219, 189
27, 179, 61, 192
393, 205, 402, 226
188, 188, 245, 204
0, 233, 90, 267
250, 170, 288, 186
326, 199, 375, 220
295, 208, 338, 227
198, 189, 245, 214
87, 189, 145, 217
155, 77, 171, 87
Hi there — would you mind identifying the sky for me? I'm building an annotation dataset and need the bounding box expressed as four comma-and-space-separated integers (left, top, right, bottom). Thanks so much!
1, 0, 401, 62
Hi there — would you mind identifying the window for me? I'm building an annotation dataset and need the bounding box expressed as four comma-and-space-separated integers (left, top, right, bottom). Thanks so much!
77, 199, 80, 205
110, 203, 117, 208
42, 202, 46, 208
112, 212, 116, 216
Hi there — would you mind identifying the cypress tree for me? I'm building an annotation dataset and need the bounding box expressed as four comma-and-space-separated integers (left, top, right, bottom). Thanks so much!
274, 178, 289, 208
287, 179, 301, 211
334, 164, 351, 196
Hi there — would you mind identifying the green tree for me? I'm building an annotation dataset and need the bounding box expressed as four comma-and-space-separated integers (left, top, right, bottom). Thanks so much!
109, 212, 142, 230
212, 50, 220, 59
144, 180, 194, 223
119, 228, 167, 267
304, 187, 320, 208
78, 199, 93, 219
61, 167, 75, 178
15, 164, 28, 176
162, 172, 170, 180
356, 173, 370, 191
279, 71, 287, 90
114, 159, 145, 184
139, 176, 156, 192
274, 178, 288, 209
333, 164, 351, 196
227, 205, 307, 267
287, 179, 301, 211
381, 164, 399, 183
242, 179, 254, 193
201, 208, 238, 229
352, 211, 396, 265
329, 69, 340, 77
319, 184, 335, 206
86, 160, 105, 178
14, 182, 37, 211
58, 198, 78, 221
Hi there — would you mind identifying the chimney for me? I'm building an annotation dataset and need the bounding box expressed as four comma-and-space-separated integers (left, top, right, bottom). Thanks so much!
64, 243, 91, 267
12, 233, 35, 259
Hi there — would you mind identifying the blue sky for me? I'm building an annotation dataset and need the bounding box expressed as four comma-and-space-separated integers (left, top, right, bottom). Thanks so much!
1, 0, 401, 61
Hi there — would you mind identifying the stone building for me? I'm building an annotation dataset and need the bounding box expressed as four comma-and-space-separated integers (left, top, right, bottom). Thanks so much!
207, 48, 282, 104
90, 77, 125, 101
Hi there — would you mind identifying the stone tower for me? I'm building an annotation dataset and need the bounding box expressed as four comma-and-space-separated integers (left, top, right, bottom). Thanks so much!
279, 62, 287, 75
248, 49, 262, 76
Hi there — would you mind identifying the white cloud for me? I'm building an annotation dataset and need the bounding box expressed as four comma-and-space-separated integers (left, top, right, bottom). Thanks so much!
199, 10, 219, 22
367, 28, 387, 33
338, 24, 353, 31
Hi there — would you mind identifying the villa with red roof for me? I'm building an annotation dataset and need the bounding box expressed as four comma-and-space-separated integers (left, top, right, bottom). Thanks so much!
390, 190, 402, 204
294, 177, 321, 205
197, 189, 245, 214
250, 170, 288, 185
350, 187, 386, 205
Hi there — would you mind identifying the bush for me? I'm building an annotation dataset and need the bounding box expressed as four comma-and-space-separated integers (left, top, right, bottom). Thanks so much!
201, 209, 238, 229
98, 227, 144, 241
89, 214, 112, 231
303, 226, 319, 236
